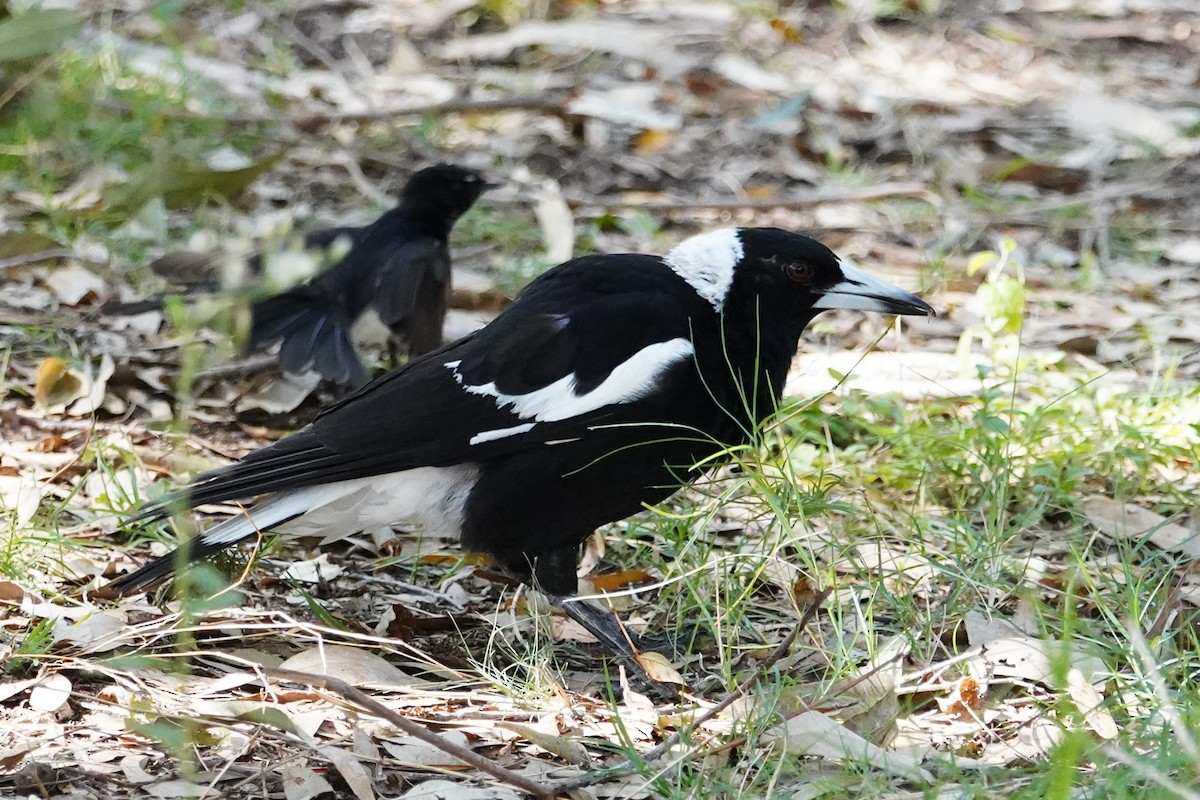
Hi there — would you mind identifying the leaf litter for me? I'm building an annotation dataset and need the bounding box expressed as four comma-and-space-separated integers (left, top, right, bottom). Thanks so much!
2, 0, 1200, 798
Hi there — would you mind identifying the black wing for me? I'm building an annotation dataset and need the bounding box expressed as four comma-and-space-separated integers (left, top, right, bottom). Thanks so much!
370, 237, 450, 328
140, 254, 706, 517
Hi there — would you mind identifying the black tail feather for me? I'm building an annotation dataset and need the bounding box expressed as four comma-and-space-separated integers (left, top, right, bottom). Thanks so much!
249, 289, 367, 385
108, 538, 224, 594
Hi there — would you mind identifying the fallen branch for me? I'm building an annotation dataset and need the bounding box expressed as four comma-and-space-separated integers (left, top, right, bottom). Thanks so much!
260, 666, 555, 799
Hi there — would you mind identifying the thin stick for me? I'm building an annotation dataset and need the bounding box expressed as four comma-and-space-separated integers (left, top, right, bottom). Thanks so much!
259, 666, 555, 799
564, 183, 935, 211
546, 587, 832, 794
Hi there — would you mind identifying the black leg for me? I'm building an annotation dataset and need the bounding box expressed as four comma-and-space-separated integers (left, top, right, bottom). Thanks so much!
551, 595, 644, 657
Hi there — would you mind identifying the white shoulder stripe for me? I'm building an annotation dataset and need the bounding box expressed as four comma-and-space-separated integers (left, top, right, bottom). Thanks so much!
470, 422, 536, 445
447, 338, 694, 423
663, 228, 743, 310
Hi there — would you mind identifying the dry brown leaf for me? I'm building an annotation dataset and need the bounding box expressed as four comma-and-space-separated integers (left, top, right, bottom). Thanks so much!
588, 569, 653, 593
635, 651, 685, 686
1082, 495, 1200, 559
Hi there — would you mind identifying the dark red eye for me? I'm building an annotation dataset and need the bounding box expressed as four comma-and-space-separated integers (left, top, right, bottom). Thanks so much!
786, 262, 815, 283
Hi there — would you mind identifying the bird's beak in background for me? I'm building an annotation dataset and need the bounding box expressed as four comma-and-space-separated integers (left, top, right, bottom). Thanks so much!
812, 259, 936, 317
482, 180, 502, 190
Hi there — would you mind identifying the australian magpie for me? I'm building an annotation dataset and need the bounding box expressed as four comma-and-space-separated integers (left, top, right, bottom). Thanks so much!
110, 227, 933, 649
247, 163, 493, 386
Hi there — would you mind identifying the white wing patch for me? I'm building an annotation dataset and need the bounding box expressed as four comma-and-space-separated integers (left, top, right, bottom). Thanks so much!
446, 337, 694, 424
663, 228, 743, 310
198, 465, 480, 547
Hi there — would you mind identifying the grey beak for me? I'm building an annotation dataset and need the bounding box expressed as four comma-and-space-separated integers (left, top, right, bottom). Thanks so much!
812, 259, 935, 317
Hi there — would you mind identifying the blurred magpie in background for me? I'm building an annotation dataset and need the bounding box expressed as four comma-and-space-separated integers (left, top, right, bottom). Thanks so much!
246, 163, 493, 386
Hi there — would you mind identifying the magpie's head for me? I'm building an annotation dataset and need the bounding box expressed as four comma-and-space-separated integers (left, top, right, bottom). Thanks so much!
665, 227, 935, 324
402, 163, 496, 219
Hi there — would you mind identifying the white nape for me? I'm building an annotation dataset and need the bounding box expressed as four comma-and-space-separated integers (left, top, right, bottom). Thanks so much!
446, 337, 694, 423
663, 228, 744, 311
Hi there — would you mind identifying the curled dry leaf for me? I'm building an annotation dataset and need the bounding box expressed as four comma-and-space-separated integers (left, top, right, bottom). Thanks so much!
34, 357, 83, 408
29, 673, 72, 713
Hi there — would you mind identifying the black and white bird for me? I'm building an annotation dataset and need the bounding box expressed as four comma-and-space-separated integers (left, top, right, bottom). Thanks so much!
247, 163, 493, 386
111, 227, 933, 647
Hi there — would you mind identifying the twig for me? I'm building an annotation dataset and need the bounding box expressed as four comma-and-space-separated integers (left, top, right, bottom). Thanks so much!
0, 249, 78, 271
563, 183, 935, 211
194, 354, 280, 381
258, 665, 555, 799
170, 95, 571, 127
546, 587, 832, 794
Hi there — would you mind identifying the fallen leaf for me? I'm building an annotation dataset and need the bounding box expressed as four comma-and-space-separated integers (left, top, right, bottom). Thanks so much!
237, 372, 322, 415
42, 264, 107, 306
277, 644, 426, 688
1082, 495, 1200, 559
1065, 668, 1118, 740
281, 765, 333, 800
635, 651, 684, 686
34, 357, 83, 408
29, 673, 72, 713
282, 553, 344, 584
0, 473, 42, 529
319, 745, 375, 800
399, 779, 521, 800
53, 610, 128, 652
379, 732, 471, 768
498, 721, 592, 766
764, 710, 932, 782
568, 86, 683, 130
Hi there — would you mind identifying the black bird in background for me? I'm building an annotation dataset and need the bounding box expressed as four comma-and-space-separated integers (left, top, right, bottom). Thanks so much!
110, 227, 933, 650
247, 163, 493, 386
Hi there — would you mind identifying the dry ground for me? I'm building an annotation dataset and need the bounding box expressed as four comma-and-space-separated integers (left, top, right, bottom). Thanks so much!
2, 1, 1200, 798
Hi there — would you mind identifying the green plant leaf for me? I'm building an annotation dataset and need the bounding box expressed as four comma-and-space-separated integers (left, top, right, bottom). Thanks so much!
103, 150, 287, 213
0, 9, 79, 63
